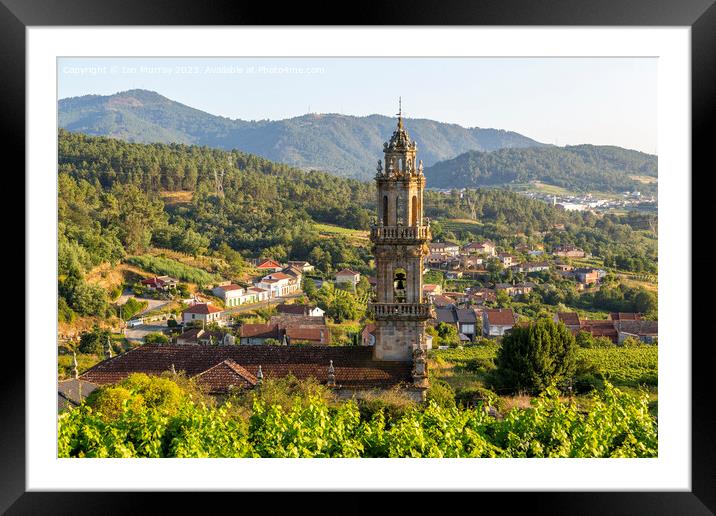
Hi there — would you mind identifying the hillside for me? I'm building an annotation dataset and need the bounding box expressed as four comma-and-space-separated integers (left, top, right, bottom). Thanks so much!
424, 145, 658, 193
58, 89, 544, 179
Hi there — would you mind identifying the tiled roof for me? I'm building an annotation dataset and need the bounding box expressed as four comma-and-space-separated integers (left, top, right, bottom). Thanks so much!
182, 303, 221, 315
557, 312, 581, 326
610, 312, 643, 321
615, 320, 658, 335
192, 359, 258, 393
285, 326, 327, 343
239, 323, 280, 339
455, 308, 477, 324
217, 284, 243, 292
483, 309, 516, 326
257, 259, 282, 268
265, 272, 291, 280
58, 379, 99, 406
580, 320, 619, 342
80, 344, 413, 390
335, 268, 359, 276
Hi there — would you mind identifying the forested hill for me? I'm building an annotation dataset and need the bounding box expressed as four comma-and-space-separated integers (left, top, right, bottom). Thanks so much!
58, 89, 544, 179
424, 145, 658, 193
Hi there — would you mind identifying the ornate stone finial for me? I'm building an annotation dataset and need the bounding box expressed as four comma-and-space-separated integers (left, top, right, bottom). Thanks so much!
412, 345, 428, 388
418, 159, 424, 174
327, 360, 336, 387
105, 336, 113, 358
72, 351, 79, 380
256, 365, 263, 385
170, 363, 176, 375
396, 96, 403, 129
282, 334, 288, 346
376, 159, 383, 174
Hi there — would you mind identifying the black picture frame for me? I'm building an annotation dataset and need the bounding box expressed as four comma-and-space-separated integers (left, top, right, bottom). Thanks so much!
5, 0, 714, 513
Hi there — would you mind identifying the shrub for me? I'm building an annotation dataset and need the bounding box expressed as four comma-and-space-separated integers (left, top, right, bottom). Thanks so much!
144, 333, 169, 344
426, 379, 456, 409
495, 318, 578, 394
78, 325, 111, 355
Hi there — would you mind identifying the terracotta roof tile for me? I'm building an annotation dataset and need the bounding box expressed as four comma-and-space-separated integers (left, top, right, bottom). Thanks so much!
182, 303, 221, 315
80, 344, 413, 390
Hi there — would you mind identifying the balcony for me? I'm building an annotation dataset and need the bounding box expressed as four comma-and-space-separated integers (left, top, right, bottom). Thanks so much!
370, 224, 431, 243
369, 302, 434, 320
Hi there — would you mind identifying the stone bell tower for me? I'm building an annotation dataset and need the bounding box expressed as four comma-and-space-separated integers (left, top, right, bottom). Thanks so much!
369, 100, 433, 365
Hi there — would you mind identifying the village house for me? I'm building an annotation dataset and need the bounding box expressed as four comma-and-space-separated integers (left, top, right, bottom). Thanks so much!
435, 306, 479, 342
422, 283, 443, 300
429, 241, 460, 257
58, 378, 99, 412
553, 245, 586, 258
276, 303, 325, 317
574, 267, 600, 285
256, 272, 301, 298
554, 312, 582, 332
614, 319, 658, 344
462, 241, 496, 257
445, 270, 463, 280
255, 258, 284, 272
460, 255, 484, 269
482, 309, 517, 338
432, 294, 457, 308
495, 282, 536, 297
212, 284, 245, 308
181, 303, 223, 326
287, 260, 315, 273
238, 323, 282, 345
141, 275, 179, 292
464, 287, 497, 306
239, 314, 331, 346
497, 253, 517, 267
334, 268, 361, 287
512, 261, 550, 274
579, 320, 619, 343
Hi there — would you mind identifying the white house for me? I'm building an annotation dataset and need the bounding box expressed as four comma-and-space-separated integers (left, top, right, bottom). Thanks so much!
181, 303, 223, 325
482, 309, 516, 338
335, 268, 361, 287
256, 272, 300, 298
212, 284, 245, 307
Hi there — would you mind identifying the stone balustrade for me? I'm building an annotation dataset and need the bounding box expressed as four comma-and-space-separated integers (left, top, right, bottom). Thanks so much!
369, 225, 431, 242
369, 302, 434, 319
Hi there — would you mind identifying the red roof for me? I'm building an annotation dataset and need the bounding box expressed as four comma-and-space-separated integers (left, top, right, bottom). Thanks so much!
610, 312, 643, 321
483, 309, 516, 326
257, 259, 282, 269
182, 303, 221, 315
265, 272, 291, 280
80, 344, 413, 390
285, 326, 327, 344
335, 268, 359, 276
218, 284, 243, 292
557, 312, 581, 326
192, 359, 258, 393
239, 323, 280, 339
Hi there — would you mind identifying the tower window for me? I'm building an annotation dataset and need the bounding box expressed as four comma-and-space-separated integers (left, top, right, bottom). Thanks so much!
382, 195, 388, 226
393, 268, 407, 303
411, 195, 418, 226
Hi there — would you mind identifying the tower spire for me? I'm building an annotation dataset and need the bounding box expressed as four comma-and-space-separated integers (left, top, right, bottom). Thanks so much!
397, 97, 403, 129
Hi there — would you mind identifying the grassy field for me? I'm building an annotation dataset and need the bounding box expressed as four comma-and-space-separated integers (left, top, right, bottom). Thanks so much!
313, 223, 369, 245
629, 175, 658, 185
159, 190, 194, 206
429, 343, 657, 412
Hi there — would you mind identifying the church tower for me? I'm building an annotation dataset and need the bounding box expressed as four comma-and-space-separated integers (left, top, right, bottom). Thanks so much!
369, 100, 433, 367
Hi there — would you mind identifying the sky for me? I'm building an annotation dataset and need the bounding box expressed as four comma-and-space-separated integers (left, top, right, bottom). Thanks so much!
58, 57, 657, 154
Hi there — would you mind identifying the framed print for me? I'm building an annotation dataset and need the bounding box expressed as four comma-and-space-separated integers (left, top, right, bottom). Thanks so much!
5, 0, 715, 513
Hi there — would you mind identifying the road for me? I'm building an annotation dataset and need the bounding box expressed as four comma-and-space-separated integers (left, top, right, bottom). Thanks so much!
116, 289, 173, 316
124, 320, 170, 342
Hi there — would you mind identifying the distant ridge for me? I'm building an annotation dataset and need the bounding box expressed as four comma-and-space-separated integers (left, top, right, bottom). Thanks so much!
58, 89, 545, 179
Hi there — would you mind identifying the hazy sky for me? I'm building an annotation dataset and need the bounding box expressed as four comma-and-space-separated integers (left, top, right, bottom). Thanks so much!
58, 57, 657, 154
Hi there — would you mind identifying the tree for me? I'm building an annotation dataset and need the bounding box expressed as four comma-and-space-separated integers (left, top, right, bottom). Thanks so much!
144, 333, 169, 344
435, 322, 459, 348
302, 277, 318, 300
495, 318, 578, 393
78, 325, 112, 355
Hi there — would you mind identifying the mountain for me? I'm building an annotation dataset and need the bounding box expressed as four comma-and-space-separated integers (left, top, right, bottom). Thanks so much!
424, 145, 658, 193
58, 89, 545, 180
